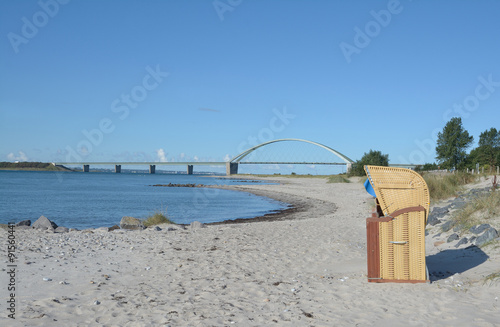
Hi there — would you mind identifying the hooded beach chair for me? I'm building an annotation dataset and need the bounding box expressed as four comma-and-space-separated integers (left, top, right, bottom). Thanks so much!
364, 165, 430, 283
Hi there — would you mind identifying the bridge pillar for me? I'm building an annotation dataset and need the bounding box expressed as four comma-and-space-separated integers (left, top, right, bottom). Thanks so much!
149, 165, 156, 174
83, 165, 89, 173
115, 165, 121, 173
226, 162, 238, 175
187, 165, 194, 175
346, 162, 352, 174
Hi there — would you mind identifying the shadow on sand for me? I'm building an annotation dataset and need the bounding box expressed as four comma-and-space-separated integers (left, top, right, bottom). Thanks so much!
426, 245, 489, 282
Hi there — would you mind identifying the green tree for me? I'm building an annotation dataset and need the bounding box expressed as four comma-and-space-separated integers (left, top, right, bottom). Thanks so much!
474, 128, 500, 167
435, 117, 474, 170
350, 149, 389, 176
466, 147, 479, 168
478, 128, 500, 148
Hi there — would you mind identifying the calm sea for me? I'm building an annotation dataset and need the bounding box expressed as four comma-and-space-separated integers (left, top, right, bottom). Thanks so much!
0, 170, 289, 229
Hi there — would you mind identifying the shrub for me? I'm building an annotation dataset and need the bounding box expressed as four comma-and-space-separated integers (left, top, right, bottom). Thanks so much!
349, 150, 389, 177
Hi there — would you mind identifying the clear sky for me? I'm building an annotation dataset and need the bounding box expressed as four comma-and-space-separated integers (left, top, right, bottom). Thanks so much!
1, 0, 500, 173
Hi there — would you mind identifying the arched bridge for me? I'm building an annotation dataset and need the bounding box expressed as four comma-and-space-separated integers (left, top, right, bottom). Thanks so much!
55, 138, 356, 175
226, 138, 354, 175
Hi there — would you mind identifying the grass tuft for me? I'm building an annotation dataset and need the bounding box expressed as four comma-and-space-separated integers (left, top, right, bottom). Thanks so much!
142, 210, 175, 227
484, 271, 500, 284
250, 174, 335, 179
327, 175, 351, 183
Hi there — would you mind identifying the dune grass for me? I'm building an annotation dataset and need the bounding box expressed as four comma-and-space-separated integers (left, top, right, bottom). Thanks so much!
142, 210, 175, 227
423, 171, 479, 201
451, 190, 500, 233
425, 172, 497, 234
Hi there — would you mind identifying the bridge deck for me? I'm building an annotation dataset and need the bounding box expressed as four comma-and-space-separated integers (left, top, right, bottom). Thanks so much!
55, 162, 227, 166
55, 162, 417, 168
239, 162, 346, 165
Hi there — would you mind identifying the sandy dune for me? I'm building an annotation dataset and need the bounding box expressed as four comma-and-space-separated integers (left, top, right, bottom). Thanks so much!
2, 176, 499, 326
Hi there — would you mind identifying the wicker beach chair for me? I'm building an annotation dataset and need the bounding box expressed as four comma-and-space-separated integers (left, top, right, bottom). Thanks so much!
364, 165, 430, 283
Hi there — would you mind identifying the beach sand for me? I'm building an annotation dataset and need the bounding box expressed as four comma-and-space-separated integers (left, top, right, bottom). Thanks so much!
2, 176, 499, 326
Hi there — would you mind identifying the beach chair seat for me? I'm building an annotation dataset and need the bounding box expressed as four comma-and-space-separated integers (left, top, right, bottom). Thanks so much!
364, 165, 430, 283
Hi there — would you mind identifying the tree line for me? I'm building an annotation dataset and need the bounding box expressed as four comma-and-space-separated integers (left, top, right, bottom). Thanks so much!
350, 117, 499, 175
436, 117, 499, 171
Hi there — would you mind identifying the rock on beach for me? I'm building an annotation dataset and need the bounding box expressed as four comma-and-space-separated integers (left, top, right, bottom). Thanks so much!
32, 215, 58, 231
475, 227, 499, 247
15, 219, 31, 227
119, 216, 145, 230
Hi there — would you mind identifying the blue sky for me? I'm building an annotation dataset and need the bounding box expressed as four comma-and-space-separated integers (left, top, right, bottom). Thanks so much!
1, 0, 500, 173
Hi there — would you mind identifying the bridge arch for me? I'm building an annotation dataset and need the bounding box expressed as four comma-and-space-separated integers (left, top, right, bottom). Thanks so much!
227, 138, 354, 174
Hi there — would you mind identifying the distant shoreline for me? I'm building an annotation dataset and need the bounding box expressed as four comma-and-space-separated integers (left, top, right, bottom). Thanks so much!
0, 167, 75, 172
0, 162, 74, 172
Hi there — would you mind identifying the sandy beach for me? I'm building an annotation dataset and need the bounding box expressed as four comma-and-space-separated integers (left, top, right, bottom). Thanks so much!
2, 176, 500, 326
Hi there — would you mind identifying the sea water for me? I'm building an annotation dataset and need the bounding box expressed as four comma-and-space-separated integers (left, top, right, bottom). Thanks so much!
0, 170, 289, 229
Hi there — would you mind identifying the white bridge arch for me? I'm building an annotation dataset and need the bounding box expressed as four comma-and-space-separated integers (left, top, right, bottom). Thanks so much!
226, 138, 354, 174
